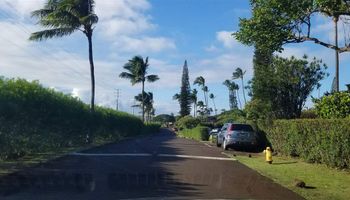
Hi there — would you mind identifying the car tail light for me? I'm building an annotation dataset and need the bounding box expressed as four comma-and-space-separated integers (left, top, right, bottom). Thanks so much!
228, 124, 235, 131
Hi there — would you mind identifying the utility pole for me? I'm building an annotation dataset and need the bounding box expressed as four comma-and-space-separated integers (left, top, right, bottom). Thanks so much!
115, 89, 120, 111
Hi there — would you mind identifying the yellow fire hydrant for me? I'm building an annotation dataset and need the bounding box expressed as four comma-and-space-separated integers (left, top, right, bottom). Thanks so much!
263, 147, 273, 164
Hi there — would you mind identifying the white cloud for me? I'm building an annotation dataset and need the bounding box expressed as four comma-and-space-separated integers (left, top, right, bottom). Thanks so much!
205, 45, 219, 52
216, 31, 238, 49
113, 36, 176, 53
0, 0, 46, 18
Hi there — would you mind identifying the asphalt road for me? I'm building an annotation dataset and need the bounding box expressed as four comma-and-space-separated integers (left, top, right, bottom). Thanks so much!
0, 129, 303, 200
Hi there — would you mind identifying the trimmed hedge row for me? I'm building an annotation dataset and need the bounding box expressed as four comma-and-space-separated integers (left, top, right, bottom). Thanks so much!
180, 126, 209, 141
265, 119, 350, 168
0, 78, 159, 160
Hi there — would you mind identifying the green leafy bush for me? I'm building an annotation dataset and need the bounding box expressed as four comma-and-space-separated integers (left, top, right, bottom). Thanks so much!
215, 109, 246, 127
314, 92, 350, 118
175, 115, 200, 130
300, 108, 318, 119
180, 126, 209, 141
265, 119, 350, 168
0, 78, 152, 160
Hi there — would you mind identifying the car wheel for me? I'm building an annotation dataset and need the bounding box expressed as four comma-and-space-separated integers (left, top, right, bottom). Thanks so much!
216, 138, 221, 147
223, 139, 228, 150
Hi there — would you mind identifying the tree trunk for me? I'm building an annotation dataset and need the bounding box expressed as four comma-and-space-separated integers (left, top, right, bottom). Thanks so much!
193, 102, 196, 117
142, 81, 145, 122
334, 17, 340, 92
87, 31, 95, 112
212, 99, 217, 115
241, 77, 247, 104
236, 90, 242, 109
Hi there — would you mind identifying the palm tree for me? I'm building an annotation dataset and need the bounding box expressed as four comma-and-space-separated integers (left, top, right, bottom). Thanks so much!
209, 93, 217, 115
194, 76, 208, 106
232, 67, 247, 105
235, 84, 242, 109
196, 101, 206, 117
190, 89, 198, 117
119, 56, 159, 122
223, 80, 240, 110
134, 92, 154, 123
30, 0, 98, 112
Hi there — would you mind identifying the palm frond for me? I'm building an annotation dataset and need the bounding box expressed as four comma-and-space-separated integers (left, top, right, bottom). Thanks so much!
119, 72, 135, 80
29, 27, 76, 41
194, 76, 205, 86
79, 14, 98, 26
146, 74, 159, 83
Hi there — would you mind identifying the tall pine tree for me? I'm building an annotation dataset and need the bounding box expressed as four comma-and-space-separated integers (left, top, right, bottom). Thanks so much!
178, 60, 192, 116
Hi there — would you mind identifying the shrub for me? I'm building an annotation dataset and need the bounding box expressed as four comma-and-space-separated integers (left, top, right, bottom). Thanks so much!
300, 109, 318, 119
180, 126, 209, 141
265, 119, 350, 168
215, 109, 246, 127
0, 78, 150, 160
314, 92, 350, 118
175, 115, 200, 130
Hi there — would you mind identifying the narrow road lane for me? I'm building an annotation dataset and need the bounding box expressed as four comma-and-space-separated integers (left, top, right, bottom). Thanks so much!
0, 129, 303, 199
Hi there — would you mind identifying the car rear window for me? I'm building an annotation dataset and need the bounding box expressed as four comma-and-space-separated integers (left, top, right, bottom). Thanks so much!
230, 124, 253, 131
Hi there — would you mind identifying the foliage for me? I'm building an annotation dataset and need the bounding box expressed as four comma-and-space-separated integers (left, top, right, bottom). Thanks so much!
248, 55, 327, 119
244, 99, 274, 121
194, 76, 208, 106
232, 67, 247, 104
314, 92, 350, 118
209, 93, 217, 115
174, 60, 192, 117
265, 119, 350, 168
234, 0, 350, 53
223, 80, 239, 110
30, 0, 98, 111
300, 108, 318, 119
153, 114, 175, 123
215, 109, 246, 127
0, 78, 156, 160
179, 126, 210, 141
119, 56, 159, 122
175, 115, 200, 130
134, 92, 155, 122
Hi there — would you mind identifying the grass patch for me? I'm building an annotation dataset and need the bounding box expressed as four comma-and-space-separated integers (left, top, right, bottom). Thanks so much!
235, 154, 350, 200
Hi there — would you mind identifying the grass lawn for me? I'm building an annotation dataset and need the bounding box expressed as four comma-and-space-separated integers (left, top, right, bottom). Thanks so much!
235, 154, 350, 200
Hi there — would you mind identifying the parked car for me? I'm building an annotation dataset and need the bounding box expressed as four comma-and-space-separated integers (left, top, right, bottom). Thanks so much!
216, 123, 257, 150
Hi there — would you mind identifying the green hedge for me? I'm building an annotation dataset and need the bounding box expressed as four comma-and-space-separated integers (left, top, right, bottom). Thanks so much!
180, 126, 209, 141
0, 78, 155, 160
266, 119, 350, 168
175, 115, 200, 130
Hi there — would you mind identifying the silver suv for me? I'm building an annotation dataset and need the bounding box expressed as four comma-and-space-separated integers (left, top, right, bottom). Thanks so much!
216, 123, 257, 150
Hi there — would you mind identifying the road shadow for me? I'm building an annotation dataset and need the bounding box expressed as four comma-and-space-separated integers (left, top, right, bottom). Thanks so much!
0, 128, 203, 199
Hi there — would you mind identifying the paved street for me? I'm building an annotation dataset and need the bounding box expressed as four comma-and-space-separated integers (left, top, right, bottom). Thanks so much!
0, 129, 303, 199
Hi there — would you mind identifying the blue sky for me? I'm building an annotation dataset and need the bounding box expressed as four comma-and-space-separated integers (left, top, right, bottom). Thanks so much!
0, 0, 349, 115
